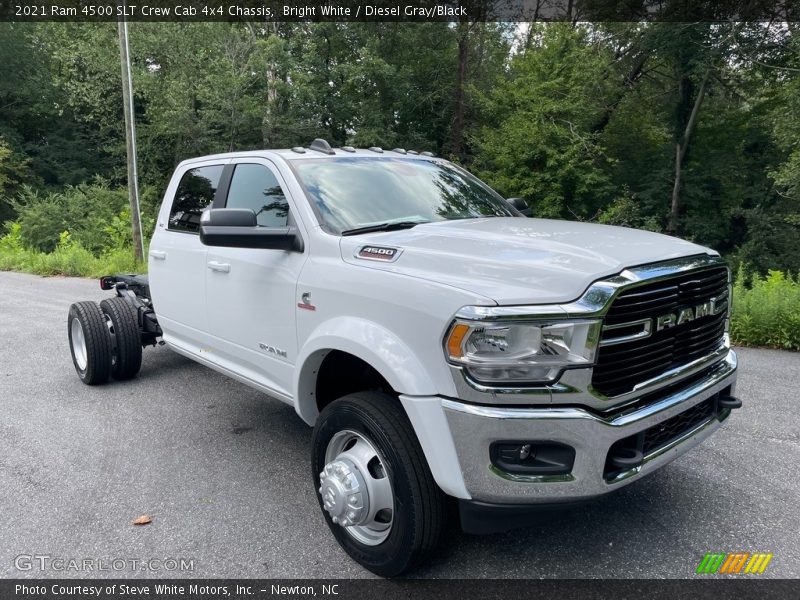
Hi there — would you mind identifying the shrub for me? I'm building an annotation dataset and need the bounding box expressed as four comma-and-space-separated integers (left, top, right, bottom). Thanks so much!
0, 179, 150, 278
0, 221, 23, 252
0, 226, 146, 278
15, 190, 65, 252
13, 180, 128, 254
731, 268, 800, 351
64, 182, 129, 252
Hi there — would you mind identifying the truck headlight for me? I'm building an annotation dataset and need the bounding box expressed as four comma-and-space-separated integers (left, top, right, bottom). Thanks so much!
445, 320, 602, 384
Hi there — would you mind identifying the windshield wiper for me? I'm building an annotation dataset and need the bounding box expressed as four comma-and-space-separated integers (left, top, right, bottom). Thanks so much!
340, 220, 429, 236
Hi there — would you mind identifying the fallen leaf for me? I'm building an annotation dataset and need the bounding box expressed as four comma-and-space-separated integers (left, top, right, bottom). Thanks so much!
132, 515, 152, 526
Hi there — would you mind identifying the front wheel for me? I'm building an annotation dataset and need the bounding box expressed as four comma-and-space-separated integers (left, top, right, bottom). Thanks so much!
311, 392, 446, 577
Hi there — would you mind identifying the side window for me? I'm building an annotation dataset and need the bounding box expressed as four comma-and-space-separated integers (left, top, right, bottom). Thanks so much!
225, 163, 290, 228
168, 165, 224, 233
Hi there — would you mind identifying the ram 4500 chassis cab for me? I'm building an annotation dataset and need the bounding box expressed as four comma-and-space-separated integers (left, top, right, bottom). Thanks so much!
68, 139, 740, 576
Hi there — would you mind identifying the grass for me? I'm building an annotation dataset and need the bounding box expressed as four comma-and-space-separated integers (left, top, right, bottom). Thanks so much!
0, 227, 146, 278
0, 245, 146, 278
731, 268, 800, 351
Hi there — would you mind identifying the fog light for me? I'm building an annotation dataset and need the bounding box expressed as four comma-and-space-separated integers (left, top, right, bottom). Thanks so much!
490, 442, 575, 476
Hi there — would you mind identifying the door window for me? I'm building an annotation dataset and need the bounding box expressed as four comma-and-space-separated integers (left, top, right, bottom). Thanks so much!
226, 163, 290, 227
168, 165, 224, 233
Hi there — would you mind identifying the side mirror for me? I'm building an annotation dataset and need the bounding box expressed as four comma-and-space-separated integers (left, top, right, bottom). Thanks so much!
200, 208, 304, 252
507, 197, 533, 217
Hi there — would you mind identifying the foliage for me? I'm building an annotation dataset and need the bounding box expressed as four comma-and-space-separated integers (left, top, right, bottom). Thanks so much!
0, 227, 146, 278
596, 191, 661, 231
731, 268, 800, 351
0, 138, 33, 223
0, 221, 23, 252
768, 34, 800, 204
472, 24, 620, 219
11, 181, 129, 253
0, 24, 109, 189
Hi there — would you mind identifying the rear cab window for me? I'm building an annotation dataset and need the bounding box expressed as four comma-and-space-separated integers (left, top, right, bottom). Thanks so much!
168, 165, 224, 233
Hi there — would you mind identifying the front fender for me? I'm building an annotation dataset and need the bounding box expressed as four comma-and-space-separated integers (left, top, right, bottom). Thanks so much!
294, 316, 439, 424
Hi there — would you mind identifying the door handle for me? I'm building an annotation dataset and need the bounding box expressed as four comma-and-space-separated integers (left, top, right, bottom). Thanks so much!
149, 250, 167, 260
207, 261, 231, 273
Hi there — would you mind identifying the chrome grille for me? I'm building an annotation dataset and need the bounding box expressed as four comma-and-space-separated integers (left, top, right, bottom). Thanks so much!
592, 266, 729, 397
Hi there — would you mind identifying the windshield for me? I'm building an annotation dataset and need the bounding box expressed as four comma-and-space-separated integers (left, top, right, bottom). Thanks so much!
291, 157, 517, 234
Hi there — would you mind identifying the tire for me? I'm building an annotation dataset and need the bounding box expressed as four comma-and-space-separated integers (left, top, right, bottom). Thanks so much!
311, 391, 446, 577
68, 301, 112, 385
99, 297, 142, 381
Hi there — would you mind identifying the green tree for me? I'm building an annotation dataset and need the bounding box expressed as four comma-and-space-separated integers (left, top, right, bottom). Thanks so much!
472, 23, 620, 218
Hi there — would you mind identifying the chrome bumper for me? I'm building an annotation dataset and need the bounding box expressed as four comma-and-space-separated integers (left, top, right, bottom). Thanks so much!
442, 350, 737, 504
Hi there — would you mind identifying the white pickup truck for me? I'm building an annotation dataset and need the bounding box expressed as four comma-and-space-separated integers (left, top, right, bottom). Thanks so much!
67, 139, 740, 576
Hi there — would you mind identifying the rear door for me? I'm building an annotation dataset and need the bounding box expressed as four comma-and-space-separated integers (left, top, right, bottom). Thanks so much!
205, 159, 308, 399
148, 161, 228, 350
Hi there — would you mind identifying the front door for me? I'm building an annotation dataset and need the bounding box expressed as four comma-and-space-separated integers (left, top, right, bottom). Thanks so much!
205, 160, 307, 399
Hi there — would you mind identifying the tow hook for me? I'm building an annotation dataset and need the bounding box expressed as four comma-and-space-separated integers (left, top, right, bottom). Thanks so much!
718, 395, 742, 410
607, 447, 644, 471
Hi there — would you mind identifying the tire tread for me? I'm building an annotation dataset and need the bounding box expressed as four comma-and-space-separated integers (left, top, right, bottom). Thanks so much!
100, 297, 142, 380
68, 301, 112, 385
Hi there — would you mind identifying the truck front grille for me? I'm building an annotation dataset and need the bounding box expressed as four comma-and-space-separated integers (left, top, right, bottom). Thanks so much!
592, 266, 729, 397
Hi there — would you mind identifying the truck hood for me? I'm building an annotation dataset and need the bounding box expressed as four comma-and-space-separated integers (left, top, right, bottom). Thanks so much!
339, 217, 715, 305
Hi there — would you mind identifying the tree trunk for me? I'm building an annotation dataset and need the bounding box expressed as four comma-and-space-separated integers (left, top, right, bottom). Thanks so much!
668, 67, 711, 234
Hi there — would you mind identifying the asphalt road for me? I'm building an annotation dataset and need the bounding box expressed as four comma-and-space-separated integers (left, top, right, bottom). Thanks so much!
1, 270, 798, 579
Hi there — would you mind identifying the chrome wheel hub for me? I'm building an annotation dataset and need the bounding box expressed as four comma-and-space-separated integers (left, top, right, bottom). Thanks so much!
319, 459, 368, 527
320, 430, 394, 546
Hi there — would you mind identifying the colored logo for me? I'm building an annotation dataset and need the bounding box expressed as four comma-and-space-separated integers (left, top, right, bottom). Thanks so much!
696, 552, 773, 575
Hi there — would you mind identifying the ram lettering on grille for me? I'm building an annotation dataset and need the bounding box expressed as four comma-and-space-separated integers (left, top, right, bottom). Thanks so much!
592, 266, 729, 397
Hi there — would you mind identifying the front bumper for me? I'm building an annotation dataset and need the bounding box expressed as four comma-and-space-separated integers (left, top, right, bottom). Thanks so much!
440, 350, 737, 505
